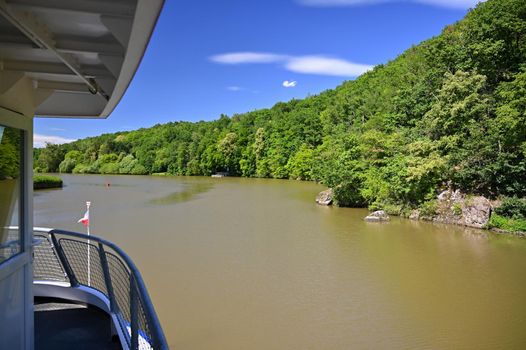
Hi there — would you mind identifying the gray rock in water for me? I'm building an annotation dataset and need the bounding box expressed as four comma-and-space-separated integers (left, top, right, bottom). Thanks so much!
316, 189, 333, 206
364, 210, 390, 222
462, 196, 492, 228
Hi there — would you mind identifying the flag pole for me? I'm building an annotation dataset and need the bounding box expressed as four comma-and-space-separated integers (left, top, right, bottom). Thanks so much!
86, 201, 91, 286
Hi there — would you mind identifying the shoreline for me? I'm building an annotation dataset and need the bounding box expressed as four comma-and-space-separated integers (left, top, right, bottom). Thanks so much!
317, 188, 526, 238
34, 172, 526, 237
411, 215, 526, 238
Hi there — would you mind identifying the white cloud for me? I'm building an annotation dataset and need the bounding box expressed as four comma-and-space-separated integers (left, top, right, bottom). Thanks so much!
211, 51, 372, 78
227, 86, 243, 91
296, 0, 484, 9
416, 0, 483, 9
283, 80, 298, 88
34, 134, 76, 148
286, 56, 373, 77
209, 52, 287, 64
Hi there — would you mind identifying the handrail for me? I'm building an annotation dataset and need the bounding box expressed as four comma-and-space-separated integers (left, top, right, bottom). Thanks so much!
33, 228, 168, 350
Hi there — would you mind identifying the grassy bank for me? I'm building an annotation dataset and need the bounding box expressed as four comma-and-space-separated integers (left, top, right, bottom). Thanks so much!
34, 174, 63, 190
487, 197, 526, 234
488, 214, 526, 234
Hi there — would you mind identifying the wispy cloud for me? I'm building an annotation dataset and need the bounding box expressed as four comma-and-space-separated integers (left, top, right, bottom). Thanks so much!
417, 0, 484, 9
286, 56, 373, 77
296, 0, 483, 9
283, 80, 298, 88
34, 134, 76, 148
226, 86, 261, 93
48, 127, 67, 131
210, 52, 287, 64
210, 52, 373, 77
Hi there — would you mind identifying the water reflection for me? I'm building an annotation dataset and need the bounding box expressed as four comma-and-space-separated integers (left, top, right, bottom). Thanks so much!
150, 182, 214, 205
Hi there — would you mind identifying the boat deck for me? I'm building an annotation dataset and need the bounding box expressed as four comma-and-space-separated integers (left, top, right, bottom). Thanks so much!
34, 297, 121, 350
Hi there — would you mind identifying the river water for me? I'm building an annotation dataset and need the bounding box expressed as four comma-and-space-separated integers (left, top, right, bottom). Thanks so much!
34, 174, 526, 349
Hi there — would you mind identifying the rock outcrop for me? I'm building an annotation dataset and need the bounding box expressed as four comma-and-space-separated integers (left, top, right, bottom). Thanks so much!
364, 210, 390, 222
433, 189, 492, 228
461, 196, 492, 228
409, 210, 420, 220
438, 189, 462, 202
316, 189, 333, 206
315, 186, 494, 231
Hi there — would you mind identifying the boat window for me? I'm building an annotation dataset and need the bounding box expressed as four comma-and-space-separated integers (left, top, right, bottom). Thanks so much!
0, 124, 23, 264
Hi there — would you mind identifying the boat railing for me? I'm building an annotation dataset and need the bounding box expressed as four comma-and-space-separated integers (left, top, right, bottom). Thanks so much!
32, 227, 169, 350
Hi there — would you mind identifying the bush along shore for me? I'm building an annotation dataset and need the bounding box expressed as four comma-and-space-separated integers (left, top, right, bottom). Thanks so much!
33, 174, 63, 190
316, 188, 526, 237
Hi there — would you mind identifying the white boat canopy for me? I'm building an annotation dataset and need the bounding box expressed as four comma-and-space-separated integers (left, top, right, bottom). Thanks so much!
0, 0, 164, 118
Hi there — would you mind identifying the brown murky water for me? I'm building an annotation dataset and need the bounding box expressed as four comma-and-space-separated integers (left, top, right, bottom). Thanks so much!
34, 174, 526, 349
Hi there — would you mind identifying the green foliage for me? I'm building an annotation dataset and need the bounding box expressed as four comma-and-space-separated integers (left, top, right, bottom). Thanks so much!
286, 144, 315, 180
494, 197, 526, 219
35, 143, 66, 173
117, 155, 147, 175
488, 214, 526, 233
369, 203, 403, 216
239, 145, 256, 177
33, 174, 62, 190
421, 71, 489, 140
452, 202, 463, 216
33, 0, 526, 208
72, 163, 89, 174
218, 132, 240, 174
0, 127, 21, 179
420, 200, 438, 217
59, 150, 82, 173
313, 135, 366, 206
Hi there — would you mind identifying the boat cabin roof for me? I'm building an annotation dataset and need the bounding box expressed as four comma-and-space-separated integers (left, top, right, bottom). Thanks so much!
0, 0, 163, 118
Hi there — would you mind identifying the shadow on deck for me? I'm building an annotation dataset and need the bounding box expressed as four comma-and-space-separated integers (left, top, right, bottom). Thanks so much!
35, 297, 121, 350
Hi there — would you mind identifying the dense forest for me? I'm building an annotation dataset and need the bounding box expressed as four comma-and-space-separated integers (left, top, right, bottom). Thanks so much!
35, 0, 526, 215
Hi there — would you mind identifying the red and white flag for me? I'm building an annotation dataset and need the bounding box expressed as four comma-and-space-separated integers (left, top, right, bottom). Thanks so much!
78, 209, 90, 227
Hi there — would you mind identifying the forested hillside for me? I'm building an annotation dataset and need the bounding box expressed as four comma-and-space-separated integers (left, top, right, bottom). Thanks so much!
35, 0, 526, 212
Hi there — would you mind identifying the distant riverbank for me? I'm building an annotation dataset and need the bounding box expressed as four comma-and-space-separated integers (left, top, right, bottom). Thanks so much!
34, 170, 526, 236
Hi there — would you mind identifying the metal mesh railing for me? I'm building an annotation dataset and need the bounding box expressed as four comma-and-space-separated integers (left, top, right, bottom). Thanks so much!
106, 250, 133, 346
59, 238, 108, 296
33, 232, 67, 282
33, 228, 168, 350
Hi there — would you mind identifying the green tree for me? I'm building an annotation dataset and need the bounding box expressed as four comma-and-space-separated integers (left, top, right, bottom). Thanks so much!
36, 143, 66, 173
59, 150, 82, 173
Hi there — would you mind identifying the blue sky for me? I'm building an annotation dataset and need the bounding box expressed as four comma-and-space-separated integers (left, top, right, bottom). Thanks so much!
34, 0, 483, 147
